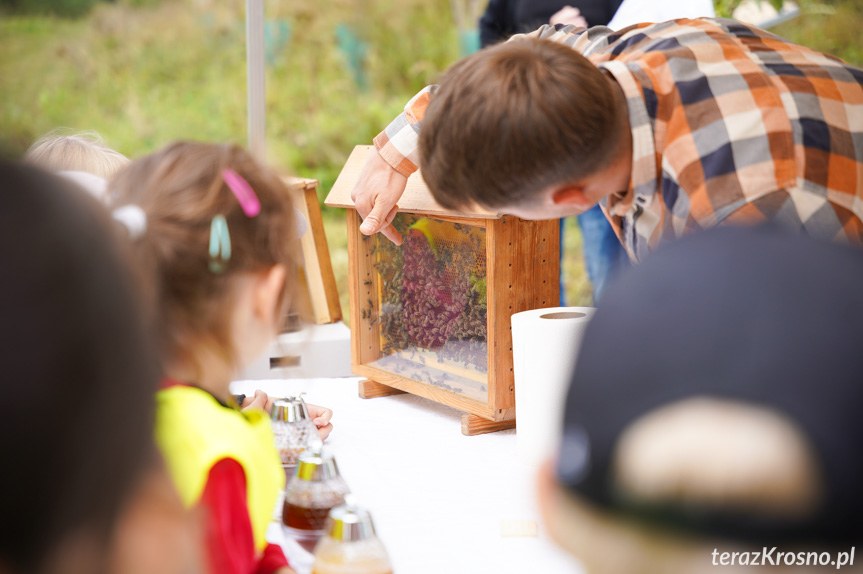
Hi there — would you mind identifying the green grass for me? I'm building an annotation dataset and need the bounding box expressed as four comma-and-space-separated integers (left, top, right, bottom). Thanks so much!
773, 0, 863, 67
1, 0, 861, 313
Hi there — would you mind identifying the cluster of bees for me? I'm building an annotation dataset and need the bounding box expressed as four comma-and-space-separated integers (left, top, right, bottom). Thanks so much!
366, 215, 489, 374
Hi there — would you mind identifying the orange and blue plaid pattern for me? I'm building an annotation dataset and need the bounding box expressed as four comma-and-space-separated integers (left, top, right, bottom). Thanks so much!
374, 18, 863, 262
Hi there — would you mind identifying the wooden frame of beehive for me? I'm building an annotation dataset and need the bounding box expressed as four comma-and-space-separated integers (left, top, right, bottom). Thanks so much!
285, 177, 342, 326
326, 146, 559, 435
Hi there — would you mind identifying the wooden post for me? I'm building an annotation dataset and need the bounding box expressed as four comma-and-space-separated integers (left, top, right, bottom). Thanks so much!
347, 210, 383, 367
288, 179, 342, 324
246, 0, 266, 161
486, 216, 559, 421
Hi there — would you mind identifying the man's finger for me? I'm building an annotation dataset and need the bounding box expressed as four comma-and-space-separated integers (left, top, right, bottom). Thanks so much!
380, 223, 403, 245
386, 204, 399, 225
378, 204, 403, 244
359, 215, 381, 235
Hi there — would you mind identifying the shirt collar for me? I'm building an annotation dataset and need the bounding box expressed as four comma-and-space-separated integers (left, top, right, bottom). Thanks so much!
597, 60, 658, 217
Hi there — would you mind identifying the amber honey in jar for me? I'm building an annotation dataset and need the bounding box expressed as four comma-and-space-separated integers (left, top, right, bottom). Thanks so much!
282, 448, 350, 541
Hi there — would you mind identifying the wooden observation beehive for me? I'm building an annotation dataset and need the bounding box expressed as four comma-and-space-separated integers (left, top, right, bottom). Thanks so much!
326, 146, 559, 435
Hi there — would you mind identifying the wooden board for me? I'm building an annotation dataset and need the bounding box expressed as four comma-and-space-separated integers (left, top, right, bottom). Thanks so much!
354, 364, 496, 420
462, 414, 516, 436
347, 210, 383, 366
288, 179, 342, 324
325, 145, 500, 220
358, 379, 407, 399
485, 216, 560, 413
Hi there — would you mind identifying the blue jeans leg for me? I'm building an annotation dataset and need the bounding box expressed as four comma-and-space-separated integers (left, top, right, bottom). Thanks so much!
575, 204, 629, 304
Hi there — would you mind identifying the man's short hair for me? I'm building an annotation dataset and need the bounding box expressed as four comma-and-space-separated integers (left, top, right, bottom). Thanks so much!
418, 37, 622, 211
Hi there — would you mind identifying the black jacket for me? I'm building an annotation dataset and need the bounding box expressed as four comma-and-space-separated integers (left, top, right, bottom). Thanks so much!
479, 0, 624, 48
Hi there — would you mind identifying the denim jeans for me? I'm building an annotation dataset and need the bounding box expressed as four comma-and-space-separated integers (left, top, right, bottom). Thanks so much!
561, 204, 629, 305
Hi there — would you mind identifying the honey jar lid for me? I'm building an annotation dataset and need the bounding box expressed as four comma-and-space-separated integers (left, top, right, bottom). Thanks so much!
270, 394, 310, 423
294, 444, 339, 482
326, 503, 377, 542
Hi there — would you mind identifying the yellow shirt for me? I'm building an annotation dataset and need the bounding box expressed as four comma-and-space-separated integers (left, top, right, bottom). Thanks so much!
155, 385, 283, 551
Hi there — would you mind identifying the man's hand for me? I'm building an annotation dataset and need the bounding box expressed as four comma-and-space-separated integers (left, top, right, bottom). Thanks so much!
350, 149, 407, 245
307, 403, 333, 440
550, 6, 588, 28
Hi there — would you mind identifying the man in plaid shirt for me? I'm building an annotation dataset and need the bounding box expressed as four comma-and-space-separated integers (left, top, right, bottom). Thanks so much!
351, 18, 863, 262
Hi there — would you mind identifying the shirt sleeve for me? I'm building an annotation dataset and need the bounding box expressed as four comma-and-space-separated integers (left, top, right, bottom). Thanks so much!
201, 458, 290, 574
373, 86, 436, 177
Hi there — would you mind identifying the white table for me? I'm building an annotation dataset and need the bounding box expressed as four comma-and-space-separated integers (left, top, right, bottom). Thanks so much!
230, 377, 584, 574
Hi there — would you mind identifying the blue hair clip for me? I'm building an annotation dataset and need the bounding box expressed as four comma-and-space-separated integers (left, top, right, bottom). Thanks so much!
209, 215, 231, 273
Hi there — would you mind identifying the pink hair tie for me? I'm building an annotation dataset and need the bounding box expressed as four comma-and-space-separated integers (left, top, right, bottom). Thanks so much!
222, 169, 261, 217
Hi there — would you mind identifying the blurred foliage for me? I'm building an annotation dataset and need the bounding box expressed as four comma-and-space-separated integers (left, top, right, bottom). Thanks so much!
0, 0, 457, 194
715, 0, 786, 19
1, 0, 862, 309
0, 0, 105, 18
772, 1, 863, 67
0, 0, 162, 18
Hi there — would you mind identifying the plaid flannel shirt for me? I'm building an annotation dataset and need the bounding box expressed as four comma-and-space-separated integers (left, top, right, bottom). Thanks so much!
374, 18, 863, 262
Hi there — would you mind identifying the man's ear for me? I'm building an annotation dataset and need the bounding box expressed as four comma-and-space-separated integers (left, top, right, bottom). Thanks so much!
551, 185, 593, 211
253, 264, 288, 325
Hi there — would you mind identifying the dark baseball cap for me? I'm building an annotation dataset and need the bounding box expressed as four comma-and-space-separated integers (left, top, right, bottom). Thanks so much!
557, 225, 863, 546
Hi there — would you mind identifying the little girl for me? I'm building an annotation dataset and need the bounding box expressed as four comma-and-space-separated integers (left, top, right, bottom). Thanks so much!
110, 141, 331, 574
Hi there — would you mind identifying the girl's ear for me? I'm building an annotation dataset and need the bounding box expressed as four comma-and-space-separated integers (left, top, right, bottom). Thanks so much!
253, 264, 288, 325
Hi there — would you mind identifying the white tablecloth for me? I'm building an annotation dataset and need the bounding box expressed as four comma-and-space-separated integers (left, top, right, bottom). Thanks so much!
230, 377, 583, 574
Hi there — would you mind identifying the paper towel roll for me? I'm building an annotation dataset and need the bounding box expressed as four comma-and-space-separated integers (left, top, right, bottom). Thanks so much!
511, 307, 596, 466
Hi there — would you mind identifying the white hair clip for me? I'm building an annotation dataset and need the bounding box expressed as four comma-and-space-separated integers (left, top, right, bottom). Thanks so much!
58, 170, 108, 204
112, 204, 147, 240
294, 207, 308, 239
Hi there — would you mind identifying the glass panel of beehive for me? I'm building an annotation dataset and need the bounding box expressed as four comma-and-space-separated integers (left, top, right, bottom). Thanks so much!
367, 214, 488, 403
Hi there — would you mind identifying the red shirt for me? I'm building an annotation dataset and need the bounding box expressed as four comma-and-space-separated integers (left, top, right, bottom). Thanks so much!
202, 459, 289, 574
161, 380, 290, 574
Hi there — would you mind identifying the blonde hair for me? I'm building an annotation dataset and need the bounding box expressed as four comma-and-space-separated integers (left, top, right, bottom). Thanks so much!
26, 130, 129, 179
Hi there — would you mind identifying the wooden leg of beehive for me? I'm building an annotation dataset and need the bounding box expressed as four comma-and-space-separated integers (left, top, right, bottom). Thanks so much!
461, 414, 516, 436
358, 379, 406, 399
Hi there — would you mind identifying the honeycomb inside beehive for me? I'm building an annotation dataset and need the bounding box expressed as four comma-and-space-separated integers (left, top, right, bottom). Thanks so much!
365, 213, 489, 403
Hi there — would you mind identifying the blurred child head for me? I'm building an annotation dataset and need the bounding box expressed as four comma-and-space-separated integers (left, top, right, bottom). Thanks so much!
541, 226, 863, 573
0, 162, 167, 573
109, 141, 298, 385
26, 130, 129, 180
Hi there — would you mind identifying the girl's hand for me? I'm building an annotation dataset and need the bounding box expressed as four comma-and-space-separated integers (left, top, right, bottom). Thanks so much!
307, 403, 333, 440
240, 390, 275, 413
242, 393, 332, 440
